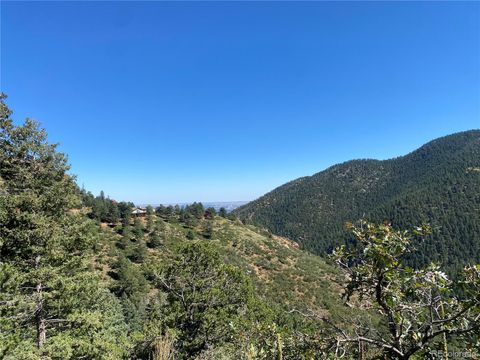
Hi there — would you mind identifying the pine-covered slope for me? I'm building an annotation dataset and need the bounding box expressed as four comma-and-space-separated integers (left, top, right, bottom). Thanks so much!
234, 130, 480, 273
97, 215, 352, 320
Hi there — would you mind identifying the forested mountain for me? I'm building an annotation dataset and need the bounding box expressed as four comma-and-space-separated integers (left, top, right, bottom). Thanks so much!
234, 130, 480, 274
1, 96, 478, 359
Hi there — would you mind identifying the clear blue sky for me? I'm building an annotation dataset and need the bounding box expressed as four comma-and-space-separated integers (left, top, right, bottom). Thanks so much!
1, 1, 479, 204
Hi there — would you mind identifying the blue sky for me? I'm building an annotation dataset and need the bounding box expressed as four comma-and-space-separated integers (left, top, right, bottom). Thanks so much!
1, 1, 479, 204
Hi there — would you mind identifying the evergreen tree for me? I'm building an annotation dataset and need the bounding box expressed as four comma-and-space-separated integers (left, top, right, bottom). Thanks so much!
146, 205, 154, 216
219, 207, 228, 218
184, 202, 205, 221
165, 205, 176, 222
158, 242, 254, 358
118, 201, 133, 225
133, 218, 144, 239
118, 232, 133, 254
146, 213, 154, 232
147, 228, 163, 249
174, 204, 182, 216
183, 213, 198, 228
92, 192, 108, 222
204, 207, 216, 220
111, 256, 149, 333
106, 199, 120, 224
155, 205, 167, 217
128, 240, 148, 264
0, 95, 129, 358
202, 221, 213, 239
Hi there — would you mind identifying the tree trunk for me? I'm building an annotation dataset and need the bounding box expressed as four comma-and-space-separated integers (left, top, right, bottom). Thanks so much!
358, 340, 364, 360
35, 255, 46, 348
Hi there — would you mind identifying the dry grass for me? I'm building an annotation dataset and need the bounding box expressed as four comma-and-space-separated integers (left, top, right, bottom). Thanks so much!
151, 333, 176, 360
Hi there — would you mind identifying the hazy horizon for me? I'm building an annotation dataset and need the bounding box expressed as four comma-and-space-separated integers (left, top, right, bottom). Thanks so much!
2, 2, 479, 203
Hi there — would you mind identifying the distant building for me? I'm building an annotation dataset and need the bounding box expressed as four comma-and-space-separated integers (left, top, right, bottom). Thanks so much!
132, 207, 147, 217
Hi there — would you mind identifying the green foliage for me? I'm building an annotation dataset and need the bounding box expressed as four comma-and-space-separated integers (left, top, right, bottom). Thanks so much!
81, 189, 132, 225
149, 220, 167, 248
129, 240, 148, 263
205, 207, 216, 219
331, 221, 480, 359
156, 241, 254, 358
146, 205, 154, 215
110, 256, 149, 334
219, 207, 228, 218
184, 202, 205, 219
148, 228, 164, 249
133, 217, 144, 239
112, 256, 149, 302
182, 213, 199, 228
202, 220, 214, 239
146, 214, 155, 232
0, 95, 129, 358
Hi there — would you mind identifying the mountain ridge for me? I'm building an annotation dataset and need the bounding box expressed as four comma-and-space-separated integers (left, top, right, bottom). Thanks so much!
234, 129, 480, 273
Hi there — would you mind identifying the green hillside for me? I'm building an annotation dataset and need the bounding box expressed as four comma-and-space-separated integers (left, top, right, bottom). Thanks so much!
96, 213, 351, 320
234, 130, 480, 274
83, 205, 378, 358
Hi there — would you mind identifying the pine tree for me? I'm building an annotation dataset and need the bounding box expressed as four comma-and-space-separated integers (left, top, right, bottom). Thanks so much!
219, 207, 227, 218
0, 95, 129, 358
202, 221, 213, 239
146, 205, 154, 216
146, 213, 154, 232
133, 217, 144, 239
204, 207, 216, 219
157, 242, 254, 357
147, 228, 163, 249
106, 199, 120, 224
118, 201, 133, 225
